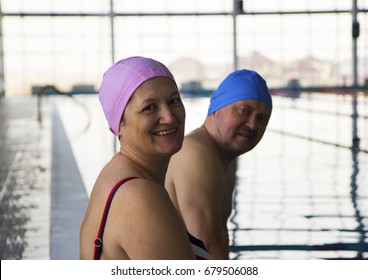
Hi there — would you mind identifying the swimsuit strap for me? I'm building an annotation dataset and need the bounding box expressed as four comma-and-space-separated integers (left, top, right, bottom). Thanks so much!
93, 176, 138, 260
188, 232, 213, 260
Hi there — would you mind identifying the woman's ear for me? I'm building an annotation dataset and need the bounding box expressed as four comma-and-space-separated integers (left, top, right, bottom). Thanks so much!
118, 124, 123, 138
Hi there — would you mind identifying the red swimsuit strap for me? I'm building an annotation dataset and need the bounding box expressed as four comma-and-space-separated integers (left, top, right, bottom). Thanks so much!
93, 177, 138, 260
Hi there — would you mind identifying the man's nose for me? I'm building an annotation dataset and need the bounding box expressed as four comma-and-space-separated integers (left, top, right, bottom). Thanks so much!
246, 114, 258, 130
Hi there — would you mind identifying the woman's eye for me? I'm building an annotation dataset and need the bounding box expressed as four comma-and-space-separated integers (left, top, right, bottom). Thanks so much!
142, 104, 156, 112
169, 97, 182, 105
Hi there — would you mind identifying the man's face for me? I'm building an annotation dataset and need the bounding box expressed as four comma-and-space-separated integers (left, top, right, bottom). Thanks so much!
213, 99, 271, 156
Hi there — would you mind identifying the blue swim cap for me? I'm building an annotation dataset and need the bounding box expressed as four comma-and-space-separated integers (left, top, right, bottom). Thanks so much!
207, 69, 272, 115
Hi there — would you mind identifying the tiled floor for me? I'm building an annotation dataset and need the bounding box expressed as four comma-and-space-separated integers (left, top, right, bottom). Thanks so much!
0, 96, 88, 260
0, 96, 51, 259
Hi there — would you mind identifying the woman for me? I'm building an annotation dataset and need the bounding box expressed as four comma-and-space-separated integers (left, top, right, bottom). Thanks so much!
80, 56, 211, 260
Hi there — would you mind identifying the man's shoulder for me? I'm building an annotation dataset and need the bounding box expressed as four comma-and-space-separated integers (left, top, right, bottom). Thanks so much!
183, 128, 214, 154
173, 133, 222, 176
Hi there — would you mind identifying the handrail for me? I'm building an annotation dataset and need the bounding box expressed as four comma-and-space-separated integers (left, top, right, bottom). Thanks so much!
36, 85, 72, 124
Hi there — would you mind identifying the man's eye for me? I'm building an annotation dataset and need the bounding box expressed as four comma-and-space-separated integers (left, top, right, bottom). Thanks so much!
239, 108, 251, 115
257, 115, 270, 125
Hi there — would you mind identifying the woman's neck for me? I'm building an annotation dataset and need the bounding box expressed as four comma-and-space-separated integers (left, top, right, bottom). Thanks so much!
118, 148, 169, 186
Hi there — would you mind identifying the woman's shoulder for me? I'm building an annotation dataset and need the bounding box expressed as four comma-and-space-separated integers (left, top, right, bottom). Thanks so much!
91, 177, 193, 259
96, 177, 174, 233
111, 178, 169, 210
108, 178, 186, 236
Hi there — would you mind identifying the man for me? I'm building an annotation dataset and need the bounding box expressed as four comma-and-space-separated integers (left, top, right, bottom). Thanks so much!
165, 69, 272, 259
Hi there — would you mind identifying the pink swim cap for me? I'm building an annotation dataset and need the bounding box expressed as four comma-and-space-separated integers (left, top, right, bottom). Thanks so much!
99, 56, 176, 135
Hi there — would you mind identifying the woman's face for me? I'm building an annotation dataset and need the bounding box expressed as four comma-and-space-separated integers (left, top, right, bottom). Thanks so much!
120, 77, 186, 158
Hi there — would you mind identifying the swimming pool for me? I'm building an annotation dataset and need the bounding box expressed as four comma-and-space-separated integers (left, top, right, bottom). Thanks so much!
56, 92, 368, 260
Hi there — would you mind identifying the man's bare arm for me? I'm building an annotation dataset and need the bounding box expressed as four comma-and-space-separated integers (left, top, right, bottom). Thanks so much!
167, 139, 230, 259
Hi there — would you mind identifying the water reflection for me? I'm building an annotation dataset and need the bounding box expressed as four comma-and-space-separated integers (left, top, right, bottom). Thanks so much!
227, 92, 368, 259
350, 139, 366, 259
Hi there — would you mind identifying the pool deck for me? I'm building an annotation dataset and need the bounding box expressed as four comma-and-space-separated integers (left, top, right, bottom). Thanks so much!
0, 96, 88, 259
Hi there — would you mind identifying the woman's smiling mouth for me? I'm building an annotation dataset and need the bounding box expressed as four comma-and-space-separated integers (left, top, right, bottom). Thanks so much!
154, 128, 177, 136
